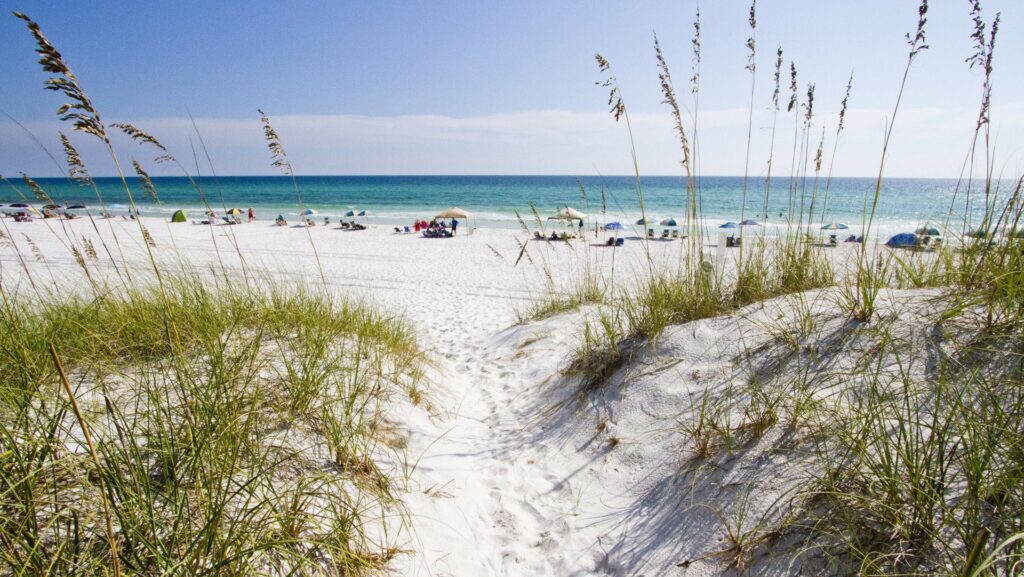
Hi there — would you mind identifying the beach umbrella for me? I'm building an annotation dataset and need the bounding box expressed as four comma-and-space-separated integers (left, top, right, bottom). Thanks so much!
345, 210, 356, 217
42, 204, 62, 210
719, 222, 739, 229
966, 228, 988, 239
67, 204, 86, 210
659, 217, 678, 227
739, 219, 760, 226
9, 203, 29, 208
821, 223, 849, 230
885, 233, 918, 248
226, 208, 243, 215
304, 209, 318, 216
604, 221, 624, 230
358, 210, 367, 216
915, 226, 941, 236
548, 207, 585, 221
436, 207, 471, 219
635, 217, 653, 225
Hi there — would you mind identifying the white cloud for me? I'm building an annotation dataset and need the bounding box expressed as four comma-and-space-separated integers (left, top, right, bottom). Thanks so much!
2, 105, 1022, 179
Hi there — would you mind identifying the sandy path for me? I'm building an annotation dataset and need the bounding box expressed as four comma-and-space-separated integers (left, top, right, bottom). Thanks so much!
1, 216, 871, 576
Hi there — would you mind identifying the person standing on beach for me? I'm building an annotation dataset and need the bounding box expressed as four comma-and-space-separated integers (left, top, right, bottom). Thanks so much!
451, 218, 458, 236
248, 207, 255, 222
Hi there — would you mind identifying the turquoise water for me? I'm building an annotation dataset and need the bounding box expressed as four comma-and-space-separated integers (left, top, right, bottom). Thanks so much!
3, 175, 991, 237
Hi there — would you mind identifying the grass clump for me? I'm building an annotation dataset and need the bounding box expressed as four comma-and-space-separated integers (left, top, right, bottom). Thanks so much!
0, 275, 424, 576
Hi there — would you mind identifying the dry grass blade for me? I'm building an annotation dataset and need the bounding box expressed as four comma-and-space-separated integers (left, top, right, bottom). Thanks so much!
110, 122, 168, 153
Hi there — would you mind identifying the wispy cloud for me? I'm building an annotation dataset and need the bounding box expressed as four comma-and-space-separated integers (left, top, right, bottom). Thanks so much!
2, 105, 1021, 178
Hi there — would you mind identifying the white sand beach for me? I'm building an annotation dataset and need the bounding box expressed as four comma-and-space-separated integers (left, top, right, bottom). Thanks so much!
0, 216, 941, 576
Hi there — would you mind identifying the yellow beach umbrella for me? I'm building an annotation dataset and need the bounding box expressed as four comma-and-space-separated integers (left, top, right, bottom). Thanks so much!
436, 207, 471, 219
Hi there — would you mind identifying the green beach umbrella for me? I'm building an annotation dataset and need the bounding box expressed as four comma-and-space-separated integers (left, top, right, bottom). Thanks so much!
659, 217, 678, 227
915, 226, 941, 236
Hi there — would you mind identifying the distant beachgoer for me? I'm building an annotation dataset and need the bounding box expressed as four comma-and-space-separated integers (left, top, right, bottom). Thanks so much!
248, 207, 255, 222
451, 218, 458, 236
414, 221, 421, 232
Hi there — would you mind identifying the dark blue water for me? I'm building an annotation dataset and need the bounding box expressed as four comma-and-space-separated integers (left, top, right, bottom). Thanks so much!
2, 175, 992, 236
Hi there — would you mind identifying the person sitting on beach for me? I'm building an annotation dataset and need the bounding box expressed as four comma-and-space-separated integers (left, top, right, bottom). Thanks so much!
549, 231, 559, 241
276, 215, 287, 226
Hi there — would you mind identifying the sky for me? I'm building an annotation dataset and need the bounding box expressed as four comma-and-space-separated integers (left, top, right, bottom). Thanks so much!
1, 1, 1022, 178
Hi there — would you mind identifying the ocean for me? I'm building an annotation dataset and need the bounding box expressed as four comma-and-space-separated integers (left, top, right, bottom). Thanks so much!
4, 175, 992, 238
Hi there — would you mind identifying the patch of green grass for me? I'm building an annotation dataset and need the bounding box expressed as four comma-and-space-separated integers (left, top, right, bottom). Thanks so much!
0, 275, 424, 576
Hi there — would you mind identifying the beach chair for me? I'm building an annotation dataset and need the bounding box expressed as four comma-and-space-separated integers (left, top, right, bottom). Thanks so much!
660, 229, 670, 239
933, 237, 943, 249
648, 228, 655, 238
671, 230, 679, 239
394, 227, 402, 233
829, 234, 838, 247
534, 231, 544, 239
615, 238, 625, 247
404, 226, 412, 233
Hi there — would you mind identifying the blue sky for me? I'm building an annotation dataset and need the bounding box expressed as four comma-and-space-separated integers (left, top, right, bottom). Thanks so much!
1, 1, 1022, 177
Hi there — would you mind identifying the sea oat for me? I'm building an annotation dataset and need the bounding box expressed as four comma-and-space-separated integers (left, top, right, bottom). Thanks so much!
60, 132, 93, 186
258, 108, 295, 176
21, 173, 52, 204
132, 160, 160, 204
654, 33, 691, 173
141, 225, 156, 248
594, 55, 625, 122
13, 12, 107, 141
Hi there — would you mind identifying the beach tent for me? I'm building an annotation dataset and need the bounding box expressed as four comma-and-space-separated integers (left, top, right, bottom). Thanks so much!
659, 217, 678, 227
885, 233, 918, 248
822, 223, 849, 230
437, 207, 472, 219
345, 210, 356, 217
171, 209, 187, 223
915, 226, 941, 236
358, 210, 367, 216
719, 222, 739, 229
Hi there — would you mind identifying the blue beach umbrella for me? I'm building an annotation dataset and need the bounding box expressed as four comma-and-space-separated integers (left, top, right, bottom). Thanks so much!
822, 222, 849, 230
304, 209, 317, 216
719, 222, 739, 229
604, 222, 624, 230
660, 217, 678, 227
